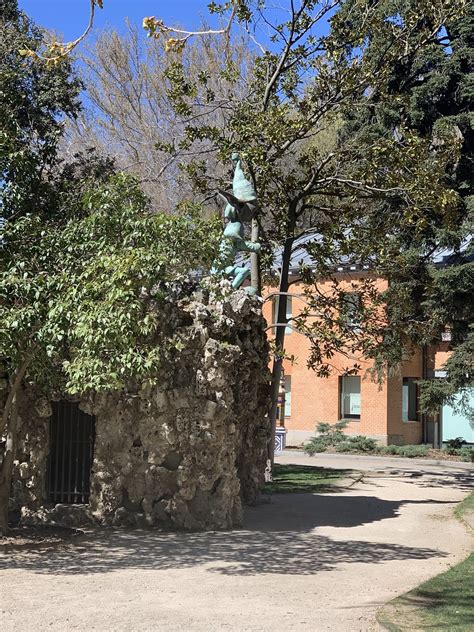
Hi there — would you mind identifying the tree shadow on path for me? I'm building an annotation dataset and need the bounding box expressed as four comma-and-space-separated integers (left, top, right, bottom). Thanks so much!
0, 494, 450, 577
362, 467, 474, 492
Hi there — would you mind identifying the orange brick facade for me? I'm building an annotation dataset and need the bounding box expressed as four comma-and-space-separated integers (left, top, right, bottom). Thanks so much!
263, 275, 428, 446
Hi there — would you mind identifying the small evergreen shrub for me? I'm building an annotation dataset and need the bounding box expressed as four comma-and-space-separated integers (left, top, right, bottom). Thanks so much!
304, 425, 432, 459
316, 420, 348, 444
458, 446, 474, 462
334, 441, 353, 452
380, 445, 399, 455
332, 436, 378, 453
346, 435, 378, 452
445, 437, 467, 455
380, 444, 430, 457
304, 420, 349, 455
396, 445, 429, 458
303, 439, 327, 456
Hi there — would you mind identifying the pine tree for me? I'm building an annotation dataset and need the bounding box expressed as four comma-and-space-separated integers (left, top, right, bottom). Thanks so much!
334, 0, 473, 412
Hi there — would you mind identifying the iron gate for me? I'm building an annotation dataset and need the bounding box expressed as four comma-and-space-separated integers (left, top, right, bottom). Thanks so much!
47, 401, 95, 504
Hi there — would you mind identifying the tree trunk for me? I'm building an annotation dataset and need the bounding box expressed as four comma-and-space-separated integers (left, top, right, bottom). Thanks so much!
0, 396, 19, 535
250, 217, 260, 294
268, 236, 294, 465
0, 357, 31, 535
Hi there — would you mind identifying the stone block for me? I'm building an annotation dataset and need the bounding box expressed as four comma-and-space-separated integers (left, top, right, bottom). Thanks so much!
34, 397, 52, 418
203, 400, 218, 420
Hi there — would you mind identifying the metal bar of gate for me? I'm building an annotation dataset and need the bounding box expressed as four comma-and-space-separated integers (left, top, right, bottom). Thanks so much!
67, 403, 72, 503
81, 408, 86, 503
72, 408, 78, 503
54, 402, 60, 503
61, 401, 67, 503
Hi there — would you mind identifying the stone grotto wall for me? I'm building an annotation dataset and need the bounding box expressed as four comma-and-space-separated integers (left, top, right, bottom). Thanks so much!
8, 283, 270, 530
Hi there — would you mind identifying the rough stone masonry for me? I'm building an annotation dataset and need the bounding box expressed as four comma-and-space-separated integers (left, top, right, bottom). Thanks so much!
7, 283, 271, 530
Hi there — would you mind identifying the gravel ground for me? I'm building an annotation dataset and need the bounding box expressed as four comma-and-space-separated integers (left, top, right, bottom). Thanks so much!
1, 454, 472, 632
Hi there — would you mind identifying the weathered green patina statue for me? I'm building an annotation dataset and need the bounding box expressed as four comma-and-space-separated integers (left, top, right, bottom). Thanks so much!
212, 153, 260, 294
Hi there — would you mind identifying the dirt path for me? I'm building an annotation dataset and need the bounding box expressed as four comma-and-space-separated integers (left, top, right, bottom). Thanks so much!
1, 456, 472, 632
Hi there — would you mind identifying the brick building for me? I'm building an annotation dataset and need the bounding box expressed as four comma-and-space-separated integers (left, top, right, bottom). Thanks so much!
262, 262, 465, 447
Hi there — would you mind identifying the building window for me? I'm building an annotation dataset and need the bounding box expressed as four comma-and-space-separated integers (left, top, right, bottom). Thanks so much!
284, 376, 291, 417
340, 376, 361, 419
402, 378, 418, 422
272, 295, 293, 334
340, 292, 361, 331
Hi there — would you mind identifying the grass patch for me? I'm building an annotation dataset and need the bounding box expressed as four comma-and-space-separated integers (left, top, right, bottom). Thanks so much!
378, 491, 474, 631
264, 463, 348, 494
455, 489, 474, 525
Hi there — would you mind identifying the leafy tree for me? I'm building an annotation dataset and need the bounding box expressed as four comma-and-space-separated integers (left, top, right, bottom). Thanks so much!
144, 0, 466, 460
0, 173, 218, 533
0, 0, 81, 220
0, 0, 80, 533
0, 0, 219, 533
65, 22, 256, 212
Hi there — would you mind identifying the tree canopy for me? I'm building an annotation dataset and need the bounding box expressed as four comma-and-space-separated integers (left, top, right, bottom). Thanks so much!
0, 0, 82, 220
333, 0, 473, 413
0, 0, 219, 532
142, 0, 469, 445
65, 23, 256, 212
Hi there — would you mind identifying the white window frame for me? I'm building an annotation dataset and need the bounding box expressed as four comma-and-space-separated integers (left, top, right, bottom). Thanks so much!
340, 376, 361, 420
284, 376, 291, 417
272, 296, 293, 334
341, 292, 362, 331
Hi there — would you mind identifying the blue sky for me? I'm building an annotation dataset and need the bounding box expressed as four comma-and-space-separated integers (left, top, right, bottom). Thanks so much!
19, 1, 217, 41
19, 1, 333, 47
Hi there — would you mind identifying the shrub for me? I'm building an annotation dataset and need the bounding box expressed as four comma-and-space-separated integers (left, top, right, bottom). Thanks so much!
396, 445, 429, 458
446, 437, 467, 450
332, 436, 378, 453
303, 439, 327, 456
380, 444, 430, 457
316, 422, 332, 434
346, 435, 378, 452
380, 445, 400, 455
445, 437, 467, 455
316, 420, 348, 445
334, 441, 353, 453
305, 428, 381, 455
458, 446, 474, 462
304, 420, 350, 454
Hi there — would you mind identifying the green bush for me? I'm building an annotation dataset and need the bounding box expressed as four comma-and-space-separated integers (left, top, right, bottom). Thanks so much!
334, 441, 353, 452
380, 445, 400, 455
332, 436, 378, 453
380, 444, 430, 457
303, 439, 327, 456
445, 437, 467, 455
304, 420, 349, 455
346, 435, 378, 452
396, 445, 429, 458
458, 446, 474, 462
304, 427, 432, 459
316, 420, 348, 444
